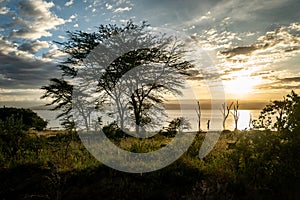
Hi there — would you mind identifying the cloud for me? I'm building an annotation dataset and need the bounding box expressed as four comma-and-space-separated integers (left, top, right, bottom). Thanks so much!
113, 7, 131, 13
2, 0, 67, 40
219, 23, 300, 63
212, 0, 294, 22
0, 51, 59, 89
220, 46, 257, 59
65, 0, 74, 7
106, 3, 113, 10
0, 6, 9, 15
0, 34, 60, 91
41, 44, 68, 61
70, 14, 78, 19
176, 0, 299, 37
18, 40, 50, 54
191, 22, 300, 93
0, 89, 45, 102
280, 77, 300, 83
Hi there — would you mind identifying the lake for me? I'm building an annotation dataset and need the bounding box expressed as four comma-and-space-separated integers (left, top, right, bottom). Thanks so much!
34, 109, 262, 131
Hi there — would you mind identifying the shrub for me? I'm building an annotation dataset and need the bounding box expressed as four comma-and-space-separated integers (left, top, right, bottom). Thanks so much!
102, 122, 127, 140
164, 117, 191, 137
0, 107, 48, 131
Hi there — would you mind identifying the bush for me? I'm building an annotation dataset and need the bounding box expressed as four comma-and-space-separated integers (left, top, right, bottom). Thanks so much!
0, 107, 48, 131
164, 117, 191, 137
0, 117, 26, 160
102, 122, 127, 140
228, 130, 300, 196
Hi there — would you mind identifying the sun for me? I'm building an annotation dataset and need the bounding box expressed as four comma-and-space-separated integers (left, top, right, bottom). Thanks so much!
225, 76, 262, 98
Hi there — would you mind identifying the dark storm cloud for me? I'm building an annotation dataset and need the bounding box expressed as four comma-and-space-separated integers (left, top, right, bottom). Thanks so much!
0, 52, 59, 89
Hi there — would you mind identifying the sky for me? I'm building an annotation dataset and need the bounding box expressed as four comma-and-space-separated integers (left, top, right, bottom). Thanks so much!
0, 0, 300, 107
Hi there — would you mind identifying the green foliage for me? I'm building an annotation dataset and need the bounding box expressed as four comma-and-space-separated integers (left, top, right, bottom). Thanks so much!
227, 130, 300, 196
2, 91, 300, 199
252, 90, 300, 132
0, 107, 47, 131
102, 122, 127, 140
42, 21, 195, 134
0, 127, 299, 199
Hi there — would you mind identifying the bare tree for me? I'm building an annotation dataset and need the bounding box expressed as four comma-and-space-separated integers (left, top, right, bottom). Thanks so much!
221, 102, 233, 130
231, 100, 240, 131
249, 113, 252, 130
207, 120, 210, 131
195, 101, 202, 133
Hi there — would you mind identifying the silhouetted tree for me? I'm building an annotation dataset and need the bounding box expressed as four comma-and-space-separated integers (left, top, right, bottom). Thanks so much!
42, 21, 195, 134
231, 100, 239, 131
220, 102, 233, 130
41, 78, 73, 127
195, 101, 202, 133
252, 90, 300, 132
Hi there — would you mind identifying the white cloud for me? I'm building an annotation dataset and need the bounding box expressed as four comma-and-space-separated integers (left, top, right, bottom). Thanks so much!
106, 3, 113, 10
0, 6, 9, 15
74, 23, 79, 28
70, 14, 77, 19
3, 0, 67, 40
113, 7, 131, 13
65, 0, 74, 7
0, 0, 9, 14
289, 22, 300, 32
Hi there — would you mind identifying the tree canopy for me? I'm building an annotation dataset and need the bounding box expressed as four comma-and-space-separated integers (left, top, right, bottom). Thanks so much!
0, 107, 47, 131
42, 21, 195, 134
253, 90, 300, 133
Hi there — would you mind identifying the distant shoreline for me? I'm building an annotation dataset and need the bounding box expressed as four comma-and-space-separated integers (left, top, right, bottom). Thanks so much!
0, 99, 269, 111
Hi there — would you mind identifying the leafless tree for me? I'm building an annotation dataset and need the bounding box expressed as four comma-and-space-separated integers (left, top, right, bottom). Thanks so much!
249, 113, 252, 130
195, 101, 202, 133
231, 100, 240, 131
221, 102, 233, 130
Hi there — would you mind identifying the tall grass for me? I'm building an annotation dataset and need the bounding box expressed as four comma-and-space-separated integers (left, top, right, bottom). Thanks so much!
0, 124, 299, 199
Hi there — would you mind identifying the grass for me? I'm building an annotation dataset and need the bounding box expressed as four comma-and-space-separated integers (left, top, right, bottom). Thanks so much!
0, 129, 299, 199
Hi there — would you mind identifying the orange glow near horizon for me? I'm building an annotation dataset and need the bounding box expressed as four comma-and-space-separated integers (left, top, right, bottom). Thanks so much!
224, 75, 263, 99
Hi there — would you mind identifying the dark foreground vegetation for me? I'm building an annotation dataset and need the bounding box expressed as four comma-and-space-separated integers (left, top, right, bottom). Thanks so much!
0, 127, 299, 199
1, 90, 300, 199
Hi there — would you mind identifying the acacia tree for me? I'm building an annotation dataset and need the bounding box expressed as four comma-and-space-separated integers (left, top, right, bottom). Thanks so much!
41, 25, 100, 130
42, 21, 194, 134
